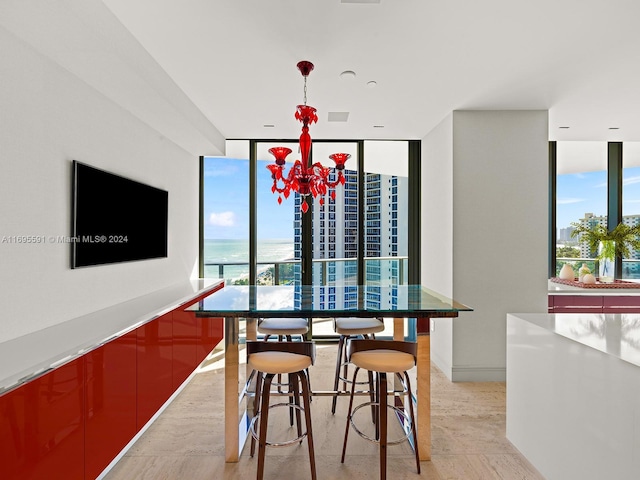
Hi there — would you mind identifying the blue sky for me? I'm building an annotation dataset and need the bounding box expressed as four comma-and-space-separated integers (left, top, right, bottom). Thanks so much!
557, 166, 640, 228
203, 157, 295, 239
205, 157, 640, 236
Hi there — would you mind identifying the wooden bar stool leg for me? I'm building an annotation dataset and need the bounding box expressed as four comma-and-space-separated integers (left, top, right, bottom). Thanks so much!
299, 369, 317, 480
250, 371, 264, 457
340, 366, 360, 463
368, 370, 376, 424
257, 373, 274, 480
405, 371, 421, 474
379, 372, 388, 480
331, 335, 346, 414
290, 372, 303, 441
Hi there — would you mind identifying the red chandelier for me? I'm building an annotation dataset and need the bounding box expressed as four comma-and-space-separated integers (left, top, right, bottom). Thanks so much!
267, 61, 350, 213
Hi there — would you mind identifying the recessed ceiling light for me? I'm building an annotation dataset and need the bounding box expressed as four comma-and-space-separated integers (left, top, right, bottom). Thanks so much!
373, 125, 384, 128
341, 0, 381, 3
340, 70, 356, 79
559, 126, 570, 129
263, 124, 275, 128
609, 127, 620, 130
366, 81, 377, 88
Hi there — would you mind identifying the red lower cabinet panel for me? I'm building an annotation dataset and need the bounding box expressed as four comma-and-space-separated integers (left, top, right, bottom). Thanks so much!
0, 360, 84, 480
603, 295, 640, 312
137, 313, 173, 429
172, 309, 197, 388
197, 315, 223, 365
84, 331, 137, 479
550, 295, 603, 313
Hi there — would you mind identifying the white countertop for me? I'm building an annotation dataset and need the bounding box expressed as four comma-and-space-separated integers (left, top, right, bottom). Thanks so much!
509, 312, 640, 368
0, 278, 223, 394
548, 279, 640, 295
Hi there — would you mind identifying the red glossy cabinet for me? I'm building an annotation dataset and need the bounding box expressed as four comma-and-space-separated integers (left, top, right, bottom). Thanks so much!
173, 309, 198, 388
136, 312, 174, 429
1, 288, 224, 480
549, 294, 640, 313
549, 295, 603, 313
84, 331, 137, 479
0, 359, 85, 480
198, 314, 223, 365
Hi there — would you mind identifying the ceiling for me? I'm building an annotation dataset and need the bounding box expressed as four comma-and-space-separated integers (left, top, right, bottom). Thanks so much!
5, 1, 640, 156
98, 0, 640, 146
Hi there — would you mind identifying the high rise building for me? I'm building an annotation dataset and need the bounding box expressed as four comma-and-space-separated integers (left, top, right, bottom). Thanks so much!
293, 169, 408, 310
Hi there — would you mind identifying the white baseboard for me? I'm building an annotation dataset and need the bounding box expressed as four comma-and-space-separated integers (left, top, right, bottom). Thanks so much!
451, 365, 506, 382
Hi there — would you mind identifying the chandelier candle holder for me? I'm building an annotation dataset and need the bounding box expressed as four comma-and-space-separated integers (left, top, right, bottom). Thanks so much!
267, 61, 350, 213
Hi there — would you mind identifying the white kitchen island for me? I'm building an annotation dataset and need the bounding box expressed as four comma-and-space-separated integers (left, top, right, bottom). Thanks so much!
507, 312, 640, 480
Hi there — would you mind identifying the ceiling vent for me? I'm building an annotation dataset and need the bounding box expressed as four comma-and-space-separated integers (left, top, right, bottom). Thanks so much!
328, 112, 350, 122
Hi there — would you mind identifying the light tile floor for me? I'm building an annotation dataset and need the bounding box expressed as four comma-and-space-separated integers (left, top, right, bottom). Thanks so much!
103, 344, 544, 480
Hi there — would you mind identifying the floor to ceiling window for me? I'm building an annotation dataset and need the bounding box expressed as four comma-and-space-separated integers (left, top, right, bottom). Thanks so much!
622, 142, 640, 278
552, 141, 640, 279
201, 139, 414, 287
201, 140, 250, 283
555, 142, 607, 276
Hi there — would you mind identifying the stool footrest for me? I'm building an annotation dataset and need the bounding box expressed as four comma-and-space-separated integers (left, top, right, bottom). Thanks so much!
250, 402, 308, 448
349, 401, 414, 446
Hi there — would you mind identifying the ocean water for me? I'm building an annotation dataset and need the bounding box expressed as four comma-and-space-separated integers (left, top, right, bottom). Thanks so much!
203, 238, 295, 281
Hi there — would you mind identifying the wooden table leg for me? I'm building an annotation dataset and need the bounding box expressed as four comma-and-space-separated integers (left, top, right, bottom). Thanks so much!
416, 317, 431, 461
393, 317, 404, 341
225, 316, 239, 462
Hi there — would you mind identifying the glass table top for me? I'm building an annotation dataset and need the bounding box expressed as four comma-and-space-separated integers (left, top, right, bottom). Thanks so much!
186, 284, 472, 317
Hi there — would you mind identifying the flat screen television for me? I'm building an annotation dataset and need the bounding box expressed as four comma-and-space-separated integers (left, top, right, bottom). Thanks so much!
71, 160, 168, 268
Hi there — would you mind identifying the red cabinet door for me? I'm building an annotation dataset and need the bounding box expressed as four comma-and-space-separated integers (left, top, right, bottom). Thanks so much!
0, 359, 84, 480
136, 313, 173, 429
195, 315, 224, 365
172, 309, 197, 388
84, 331, 137, 479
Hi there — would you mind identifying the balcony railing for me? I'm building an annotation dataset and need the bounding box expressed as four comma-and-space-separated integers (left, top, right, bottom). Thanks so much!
203, 256, 409, 286
556, 257, 640, 279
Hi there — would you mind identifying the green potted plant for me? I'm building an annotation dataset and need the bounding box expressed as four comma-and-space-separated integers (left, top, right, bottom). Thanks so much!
570, 222, 640, 282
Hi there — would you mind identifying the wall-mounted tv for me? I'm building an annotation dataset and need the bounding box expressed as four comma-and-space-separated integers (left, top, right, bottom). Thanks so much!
71, 160, 168, 268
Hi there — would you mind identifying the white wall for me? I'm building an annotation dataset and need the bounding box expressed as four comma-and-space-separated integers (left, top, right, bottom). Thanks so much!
0, 4, 223, 343
422, 110, 549, 381
421, 114, 455, 374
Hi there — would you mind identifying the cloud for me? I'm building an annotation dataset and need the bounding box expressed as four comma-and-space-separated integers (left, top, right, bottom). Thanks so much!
623, 175, 640, 186
204, 164, 239, 177
557, 197, 585, 205
209, 211, 236, 227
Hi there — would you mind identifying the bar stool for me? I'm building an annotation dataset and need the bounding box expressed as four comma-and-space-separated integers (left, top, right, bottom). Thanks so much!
247, 341, 317, 480
258, 317, 311, 416
331, 317, 385, 414
340, 339, 420, 480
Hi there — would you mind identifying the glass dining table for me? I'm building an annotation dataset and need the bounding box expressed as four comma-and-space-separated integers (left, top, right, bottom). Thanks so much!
187, 283, 472, 463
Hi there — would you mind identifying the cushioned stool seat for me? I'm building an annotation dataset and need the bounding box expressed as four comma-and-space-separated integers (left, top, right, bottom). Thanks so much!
350, 350, 415, 373
258, 317, 309, 338
249, 351, 312, 375
334, 317, 386, 335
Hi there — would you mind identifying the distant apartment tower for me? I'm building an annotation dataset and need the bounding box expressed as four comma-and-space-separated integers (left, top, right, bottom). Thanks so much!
557, 226, 575, 242
293, 169, 408, 310
574, 212, 640, 259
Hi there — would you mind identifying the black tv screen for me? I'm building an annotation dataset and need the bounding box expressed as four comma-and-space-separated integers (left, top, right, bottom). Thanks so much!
71, 161, 168, 268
